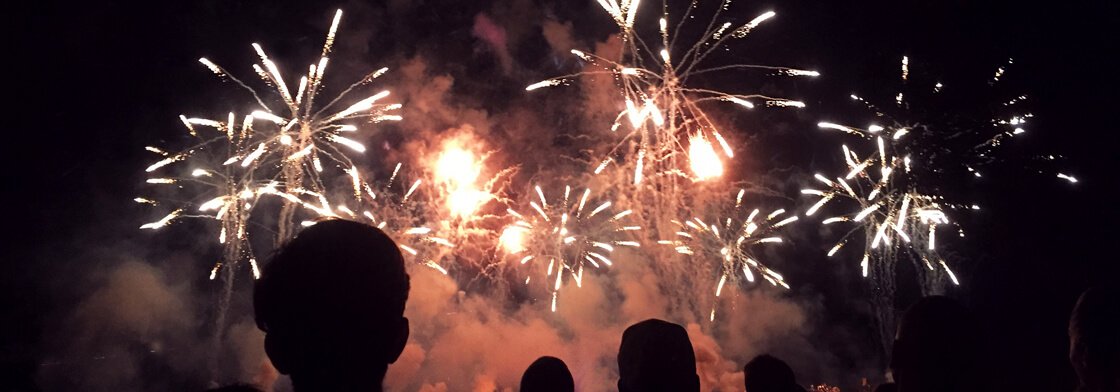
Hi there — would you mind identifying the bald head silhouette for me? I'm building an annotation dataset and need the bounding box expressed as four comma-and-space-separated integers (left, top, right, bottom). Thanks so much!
617, 319, 700, 392
520, 356, 574, 392
254, 220, 410, 392
890, 296, 981, 392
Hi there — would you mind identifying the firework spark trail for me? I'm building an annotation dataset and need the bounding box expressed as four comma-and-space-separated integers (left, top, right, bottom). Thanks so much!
144, 10, 406, 375
528, 1, 816, 189
524, 3, 818, 318
799, 133, 939, 355
801, 56, 1064, 354
806, 56, 1058, 288
139, 9, 402, 281
140, 121, 276, 280
802, 137, 952, 275
847, 57, 1064, 181
658, 188, 795, 321
283, 163, 454, 275
499, 185, 641, 311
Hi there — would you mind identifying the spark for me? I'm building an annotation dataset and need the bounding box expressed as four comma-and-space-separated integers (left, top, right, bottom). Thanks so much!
723, 96, 755, 109
526, 80, 562, 91
940, 260, 960, 285
818, 122, 863, 135
145, 155, 183, 172
330, 135, 367, 153
140, 209, 181, 229
240, 143, 267, 167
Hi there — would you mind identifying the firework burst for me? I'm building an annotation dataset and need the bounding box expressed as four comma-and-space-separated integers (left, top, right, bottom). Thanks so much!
801, 136, 957, 284
800, 56, 1049, 353
530, 2, 814, 182
659, 188, 796, 321
427, 136, 514, 226
499, 185, 641, 311
139, 9, 401, 279
799, 131, 958, 357
843, 56, 1068, 182
282, 163, 453, 275
806, 56, 1049, 286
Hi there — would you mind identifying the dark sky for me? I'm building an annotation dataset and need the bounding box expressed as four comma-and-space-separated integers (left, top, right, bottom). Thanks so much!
6, 0, 1119, 390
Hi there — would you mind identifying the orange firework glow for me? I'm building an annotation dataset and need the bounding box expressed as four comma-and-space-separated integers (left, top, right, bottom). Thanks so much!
689, 134, 724, 181
432, 138, 491, 218
498, 225, 529, 254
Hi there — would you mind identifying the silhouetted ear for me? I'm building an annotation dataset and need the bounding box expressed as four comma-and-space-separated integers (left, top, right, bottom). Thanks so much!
264, 333, 293, 375
386, 317, 409, 364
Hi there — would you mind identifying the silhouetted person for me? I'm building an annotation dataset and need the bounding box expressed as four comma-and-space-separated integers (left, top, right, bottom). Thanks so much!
520, 356, 574, 392
743, 354, 806, 392
254, 220, 410, 392
617, 319, 700, 392
890, 296, 982, 392
1068, 286, 1120, 392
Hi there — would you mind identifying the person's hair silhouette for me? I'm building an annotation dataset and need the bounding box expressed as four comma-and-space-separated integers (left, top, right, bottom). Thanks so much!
617, 319, 700, 392
254, 220, 410, 391
889, 296, 982, 392
520, 356, 575, 392
743, 354, 805, 392
1068, 286, 1120, 392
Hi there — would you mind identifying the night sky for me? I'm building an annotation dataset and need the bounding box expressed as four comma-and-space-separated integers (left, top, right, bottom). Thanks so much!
6, 0, 1119, 390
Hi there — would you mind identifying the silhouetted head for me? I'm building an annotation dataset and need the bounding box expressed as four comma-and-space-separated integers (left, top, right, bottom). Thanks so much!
254, 220, 410, 391
890, 296, 981, 392
1069, 286, 1120, 392
617, 319, 699, 392
520, 356, 574, 392
743, 354, 801, 392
